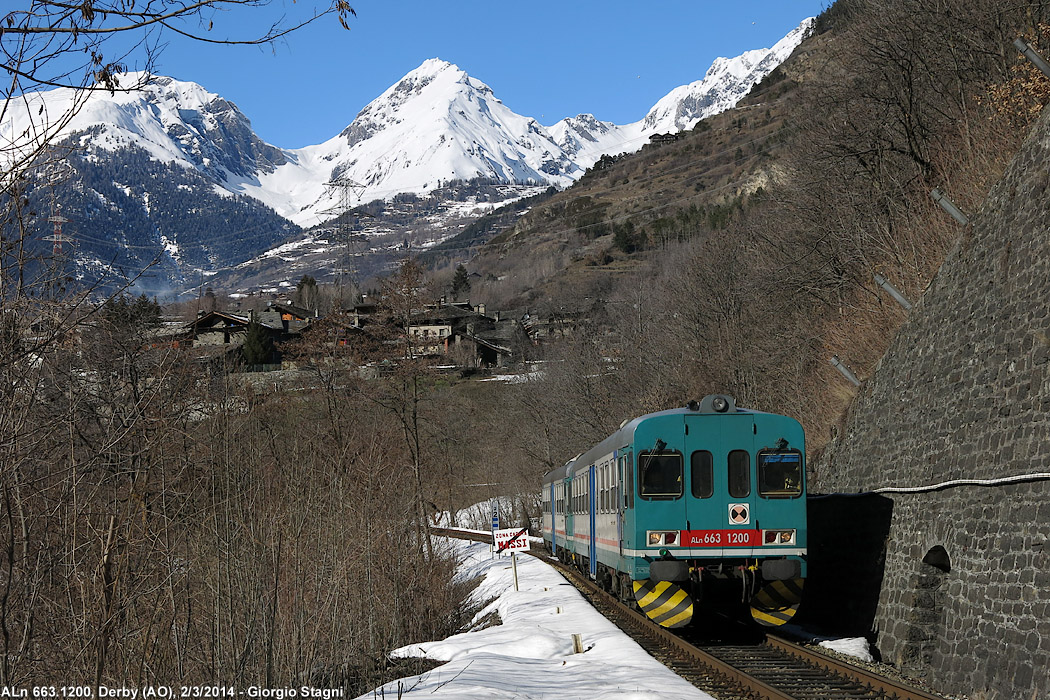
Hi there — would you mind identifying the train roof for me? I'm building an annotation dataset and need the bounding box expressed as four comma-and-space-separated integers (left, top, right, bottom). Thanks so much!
541, 462, 571, 486
540, 395, 802, 482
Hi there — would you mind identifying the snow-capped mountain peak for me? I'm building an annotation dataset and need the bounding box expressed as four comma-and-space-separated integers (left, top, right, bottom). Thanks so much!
3, 72, 287, 184
0, 18, 815, 291
641, 17, 814, 133
252, 58, 582, 225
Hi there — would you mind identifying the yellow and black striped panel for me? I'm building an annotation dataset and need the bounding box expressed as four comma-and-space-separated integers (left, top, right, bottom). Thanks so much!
632, 579, 694, 629
750, 577, 805, 627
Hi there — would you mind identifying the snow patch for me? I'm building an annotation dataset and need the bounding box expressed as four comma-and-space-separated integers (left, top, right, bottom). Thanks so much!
369, 539, 715, 700
818, 638, 874, 663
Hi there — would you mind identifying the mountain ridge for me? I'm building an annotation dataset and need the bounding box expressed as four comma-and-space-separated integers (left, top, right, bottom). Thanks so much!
1, 17, 814, 293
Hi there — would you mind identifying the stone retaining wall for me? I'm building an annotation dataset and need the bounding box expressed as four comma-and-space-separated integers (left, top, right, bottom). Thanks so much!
813, 106, 1050, 699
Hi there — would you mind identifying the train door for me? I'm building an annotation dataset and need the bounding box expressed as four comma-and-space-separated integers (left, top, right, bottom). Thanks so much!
565, 477, 574, 555
633, 418, 688, 553
615, 450, 624, 559
683, 413, 757, 554
549, 482, 557, 556
751, 413, 807, 550
588, 464, 597, 578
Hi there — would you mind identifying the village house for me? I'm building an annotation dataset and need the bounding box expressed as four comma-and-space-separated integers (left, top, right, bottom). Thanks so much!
648, 132, 680, 146
406, 301, 518, 367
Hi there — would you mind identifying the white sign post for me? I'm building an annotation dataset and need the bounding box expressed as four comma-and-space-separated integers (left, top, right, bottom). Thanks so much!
493, 527, 530, 553
493, 527, 530, 591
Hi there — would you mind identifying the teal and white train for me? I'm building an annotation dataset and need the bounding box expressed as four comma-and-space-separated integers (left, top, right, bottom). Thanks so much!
540, 395, 807, 628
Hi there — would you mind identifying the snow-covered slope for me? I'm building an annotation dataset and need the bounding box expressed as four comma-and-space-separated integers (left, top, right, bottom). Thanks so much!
543, 17, 814, 166
1, 19, 813, 224
1, 73, 286, 183
0, 17, 814, 291
243, 59, 585, 226
640, 19, 814, 133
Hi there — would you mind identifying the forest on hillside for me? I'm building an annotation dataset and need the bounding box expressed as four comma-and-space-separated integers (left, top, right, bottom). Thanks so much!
452, 0, 1050, 474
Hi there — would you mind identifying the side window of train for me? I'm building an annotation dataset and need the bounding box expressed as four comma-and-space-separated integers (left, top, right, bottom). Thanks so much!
728, 450, 751, 498
638, 449, 684, 500
597, 470, 602, 513
600, 467, 607, 513
691, 450, 714, 498
597, 469, 602, 513
758, 449, 803, 498
605, 466, 610, 512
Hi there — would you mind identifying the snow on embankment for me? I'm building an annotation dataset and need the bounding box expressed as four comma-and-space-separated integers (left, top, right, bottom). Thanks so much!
361, 539, 716, 699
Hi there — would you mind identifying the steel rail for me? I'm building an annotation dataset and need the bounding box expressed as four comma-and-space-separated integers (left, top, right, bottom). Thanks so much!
762, 634, 945, 700
430, 527, 946, 700
554, 561, 796, 700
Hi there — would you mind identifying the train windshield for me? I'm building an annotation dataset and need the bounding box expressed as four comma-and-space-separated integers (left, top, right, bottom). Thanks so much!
758, 450, 803, 497
638, 450, 683, 499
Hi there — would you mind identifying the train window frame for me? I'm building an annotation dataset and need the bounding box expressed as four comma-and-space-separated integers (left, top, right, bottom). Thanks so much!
604, 468, 613, 512
627, 452, 635, 508
597, 468, 602, 513
728, 450, 751, 498
605, 465, 611, 513
598, 467, 604, 513
601, 466, 607, 513
757, 449, 804, 498
637, 449, 684, 500
690, 450, 714, 499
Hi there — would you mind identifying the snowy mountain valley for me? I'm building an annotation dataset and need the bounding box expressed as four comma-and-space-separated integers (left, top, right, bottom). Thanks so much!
1, 19, 813, 297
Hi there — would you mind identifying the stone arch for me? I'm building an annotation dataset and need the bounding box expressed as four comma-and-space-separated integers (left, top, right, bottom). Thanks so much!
899, 545, 951, 677
922, 544, 951, 573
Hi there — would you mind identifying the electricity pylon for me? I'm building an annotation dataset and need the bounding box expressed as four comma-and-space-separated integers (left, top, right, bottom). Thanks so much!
322, 177, 368, 307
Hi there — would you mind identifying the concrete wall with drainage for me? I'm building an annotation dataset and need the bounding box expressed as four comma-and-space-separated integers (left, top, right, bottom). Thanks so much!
812, 105, 1050, 700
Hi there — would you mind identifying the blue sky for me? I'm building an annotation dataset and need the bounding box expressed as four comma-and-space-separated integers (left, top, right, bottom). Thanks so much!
152, 1, 829, 148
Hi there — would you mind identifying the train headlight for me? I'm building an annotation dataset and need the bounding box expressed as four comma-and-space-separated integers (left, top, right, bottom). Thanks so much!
712, 396, 729, 412
763, 529, 796, 545
647, 530, 680, 547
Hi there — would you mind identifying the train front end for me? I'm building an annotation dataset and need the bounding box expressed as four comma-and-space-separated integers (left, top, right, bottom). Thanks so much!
623, 395, 807, 629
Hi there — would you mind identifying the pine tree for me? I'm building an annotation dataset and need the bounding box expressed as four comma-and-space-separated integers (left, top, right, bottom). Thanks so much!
451, 264, 471, 301
241, 320, 274, 367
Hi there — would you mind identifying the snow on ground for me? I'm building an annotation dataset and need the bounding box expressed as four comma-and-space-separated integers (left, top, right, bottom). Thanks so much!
818, 637, 874, 663
361, 538, 716, 700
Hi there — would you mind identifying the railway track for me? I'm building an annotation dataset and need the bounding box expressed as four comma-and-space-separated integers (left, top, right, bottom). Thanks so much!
432, 527, 948, 700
